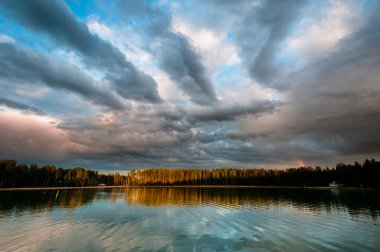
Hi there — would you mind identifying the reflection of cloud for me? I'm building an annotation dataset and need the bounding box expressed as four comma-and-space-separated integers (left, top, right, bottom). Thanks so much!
1, 215, 72, 251
1, 188, 379, 251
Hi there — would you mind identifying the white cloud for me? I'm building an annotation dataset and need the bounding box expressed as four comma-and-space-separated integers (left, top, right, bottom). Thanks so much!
285, 0, 362, 58
86, 17, 188, 103
154, 73, 190, 103
14, 86, 48, 98
95, 111, 118, 126
87, 17, 152, 72
0, 33, 14, 43
87, 16, 113, 38
172, 18, 240, 73
218, 77, 275, 105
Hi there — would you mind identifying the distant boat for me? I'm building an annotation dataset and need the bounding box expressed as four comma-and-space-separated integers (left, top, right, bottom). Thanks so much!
329, 181, 341, 187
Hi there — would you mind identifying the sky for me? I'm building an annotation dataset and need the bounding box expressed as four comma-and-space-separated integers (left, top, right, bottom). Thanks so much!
0, 0, 379, 171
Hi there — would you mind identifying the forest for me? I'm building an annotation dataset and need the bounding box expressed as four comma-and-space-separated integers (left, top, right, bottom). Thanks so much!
0, 160, 126, 188
0, 159, 379, 188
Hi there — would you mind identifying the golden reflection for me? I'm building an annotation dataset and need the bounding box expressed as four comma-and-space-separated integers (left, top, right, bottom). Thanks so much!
115, 187, 283, 208
0, 188, 379, 220
101, 187, 379, 219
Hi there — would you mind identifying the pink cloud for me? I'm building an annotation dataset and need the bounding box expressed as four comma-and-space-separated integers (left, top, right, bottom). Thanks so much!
0, 110, 71, 161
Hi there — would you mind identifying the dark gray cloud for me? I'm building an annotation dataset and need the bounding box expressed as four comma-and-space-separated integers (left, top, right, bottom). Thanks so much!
188, 101, 282, 123
228, 131, 273, 141
157, 100, 281, 135
154, 35, 218, 104
0, 43, 125, 110
174, 0, 252, 32
202, 139, 334, 166
269, 4, 380, 158
116, 0, 217, 104
0, 97, 45, 115
236, 0, 305, 88
0, 0, 379, 169
51, 99, 281, 168
0, 0, 162, 103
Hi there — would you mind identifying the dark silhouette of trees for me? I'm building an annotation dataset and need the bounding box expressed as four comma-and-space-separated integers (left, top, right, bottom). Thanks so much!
0, 160, 126, 187
0, 159, 379, 188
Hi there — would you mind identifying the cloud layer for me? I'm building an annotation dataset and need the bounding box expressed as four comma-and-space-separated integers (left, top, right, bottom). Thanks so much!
0, 0, 379, 169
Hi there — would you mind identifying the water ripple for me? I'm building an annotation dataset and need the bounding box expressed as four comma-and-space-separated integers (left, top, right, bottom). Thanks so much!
1, 188, 380, 251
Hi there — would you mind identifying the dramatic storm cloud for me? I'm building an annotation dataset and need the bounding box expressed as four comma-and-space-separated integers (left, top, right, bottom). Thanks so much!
0, 0, 161, 103
0, 0, 379, 170
115, 0, 218, 104
0, 43, 125, 110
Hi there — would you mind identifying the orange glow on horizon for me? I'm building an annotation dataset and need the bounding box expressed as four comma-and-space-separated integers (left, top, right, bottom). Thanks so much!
298, 160, 306, 167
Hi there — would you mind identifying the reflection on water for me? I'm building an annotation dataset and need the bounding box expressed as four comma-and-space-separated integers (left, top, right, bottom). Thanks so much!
1, 187, 380, 251
0, 189, 97, 213
122, 187, 380, 216
1, 187, 379, 218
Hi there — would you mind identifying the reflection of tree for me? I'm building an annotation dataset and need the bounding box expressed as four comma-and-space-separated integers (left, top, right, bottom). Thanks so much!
0, 189, 98, 216
119, 187, 380, 219
0, 188, 379, 219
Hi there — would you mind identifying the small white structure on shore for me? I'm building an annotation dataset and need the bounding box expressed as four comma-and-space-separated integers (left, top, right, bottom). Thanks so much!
329, 181, 340, 187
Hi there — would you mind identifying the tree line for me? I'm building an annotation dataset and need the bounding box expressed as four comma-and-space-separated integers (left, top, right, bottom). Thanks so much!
0, 159, 379, 188
0, 160, 126, 187
127, 159, 380, 187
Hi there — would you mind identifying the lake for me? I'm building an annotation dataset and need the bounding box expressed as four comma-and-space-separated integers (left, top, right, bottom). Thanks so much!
0, 187, 379, 251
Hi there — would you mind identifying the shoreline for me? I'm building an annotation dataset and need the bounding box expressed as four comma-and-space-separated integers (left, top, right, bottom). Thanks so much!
0, 185, 126, 191
126, 185, 378, 191
0, 185, 378, 191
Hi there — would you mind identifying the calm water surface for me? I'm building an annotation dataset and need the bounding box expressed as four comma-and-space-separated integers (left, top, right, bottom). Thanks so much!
0, 187, 379, 251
